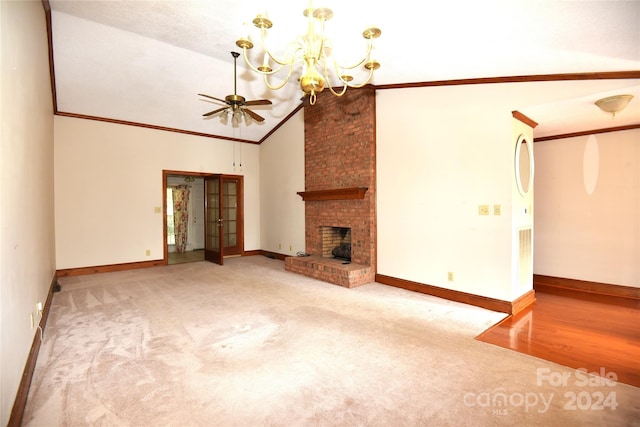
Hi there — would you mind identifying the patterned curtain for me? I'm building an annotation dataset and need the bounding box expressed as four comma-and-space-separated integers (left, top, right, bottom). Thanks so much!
172, 185, 191, 253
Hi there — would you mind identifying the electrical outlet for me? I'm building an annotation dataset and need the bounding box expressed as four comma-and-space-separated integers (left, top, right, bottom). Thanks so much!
154, 207, 161, 213
278, 243, 281, 249
289, 245, 293, 251
493, 204, 501, 216
145, 249, 151, 256
448, 272, 454, 282
478, 205, 490, 216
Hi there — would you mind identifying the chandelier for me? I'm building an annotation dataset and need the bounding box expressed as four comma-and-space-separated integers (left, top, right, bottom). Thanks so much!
235, 2, 381, 105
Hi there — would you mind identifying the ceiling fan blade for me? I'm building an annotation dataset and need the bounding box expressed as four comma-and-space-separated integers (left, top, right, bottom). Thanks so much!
243, 108, 265, 122
198, 93, 227, 104
244, 99, 272, 106
203, 107, 228, 117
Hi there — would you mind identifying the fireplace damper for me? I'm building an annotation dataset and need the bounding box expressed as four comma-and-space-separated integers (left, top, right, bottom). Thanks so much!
321, 226, 351, 261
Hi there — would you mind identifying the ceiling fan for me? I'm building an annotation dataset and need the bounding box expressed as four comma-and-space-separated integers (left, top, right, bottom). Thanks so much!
199, 51, 272, 125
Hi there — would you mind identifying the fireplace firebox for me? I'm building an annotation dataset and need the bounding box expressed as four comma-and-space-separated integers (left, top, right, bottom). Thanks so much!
321, 226, 351, 261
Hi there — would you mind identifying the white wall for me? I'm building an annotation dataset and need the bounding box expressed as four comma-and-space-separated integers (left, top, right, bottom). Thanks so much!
260, 83, 637, 299
534, 129, 640, 287
376, 85, 522, 301
54, 117, 261, 269
54, 82, 637, 293
0, 1, 56, 424
259, 110, 306, 255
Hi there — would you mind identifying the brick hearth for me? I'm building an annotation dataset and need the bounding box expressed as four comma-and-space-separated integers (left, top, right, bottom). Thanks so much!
285, 256, 372, 288
285, 86, 376, 288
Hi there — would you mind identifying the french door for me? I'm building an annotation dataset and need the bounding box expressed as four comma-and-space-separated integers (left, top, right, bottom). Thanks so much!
205, 174, 243, 265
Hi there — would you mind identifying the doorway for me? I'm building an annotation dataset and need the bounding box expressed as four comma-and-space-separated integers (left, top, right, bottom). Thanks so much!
163, 170, 244, 266
165, 174, 205, 265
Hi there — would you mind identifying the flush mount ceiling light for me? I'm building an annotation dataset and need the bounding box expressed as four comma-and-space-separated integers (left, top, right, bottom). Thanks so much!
235, 1, 381, 105
594, 94, 634, 118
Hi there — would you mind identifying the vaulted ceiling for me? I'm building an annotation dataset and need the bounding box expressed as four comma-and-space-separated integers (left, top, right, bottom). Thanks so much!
47, 0, 640, 143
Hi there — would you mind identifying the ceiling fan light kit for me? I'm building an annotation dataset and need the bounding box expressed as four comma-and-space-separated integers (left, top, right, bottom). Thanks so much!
235, 1, 381, 105
198, 51, 272, 126
594, 94, 634, 118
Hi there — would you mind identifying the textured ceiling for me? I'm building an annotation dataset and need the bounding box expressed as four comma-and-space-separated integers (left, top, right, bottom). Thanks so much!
49, 0, 640, 142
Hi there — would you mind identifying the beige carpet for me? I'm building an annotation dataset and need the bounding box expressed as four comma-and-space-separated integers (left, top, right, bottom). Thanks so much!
23, 256, 640, 426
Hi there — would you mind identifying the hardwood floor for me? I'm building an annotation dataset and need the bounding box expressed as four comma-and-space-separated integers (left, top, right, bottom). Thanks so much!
167, 249, 205, 265
476, 285, 640, 388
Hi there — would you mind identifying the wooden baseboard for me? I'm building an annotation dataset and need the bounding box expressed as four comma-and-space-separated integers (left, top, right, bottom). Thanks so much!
243, 250, 265, 257
534, 275, 640, 300
8, 274, 58, 427
57, 252, 279, 277
511, 289, 537, 315
259, 250, 288, 261
375, 274, 535, 315
57, 259, 165, 277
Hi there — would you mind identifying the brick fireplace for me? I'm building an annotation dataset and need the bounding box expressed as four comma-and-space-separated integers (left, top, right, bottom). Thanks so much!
285, 86, 376, 288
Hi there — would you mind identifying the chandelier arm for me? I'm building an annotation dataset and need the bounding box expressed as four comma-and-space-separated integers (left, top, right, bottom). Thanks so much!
321, 58, 348, 96
261, 57, 289, 75
323, 54, 375, 91
240, 48, 290, 76
323, 46, 375, 93
262, 62, 295, 91
264, 41, 304, 68
326, 83, 348, 97
264, 50, 294, 67
258, 26, 300, 67
341, 66, 375, 88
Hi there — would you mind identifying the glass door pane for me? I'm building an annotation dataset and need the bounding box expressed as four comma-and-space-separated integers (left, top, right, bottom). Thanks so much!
222, 179, 238, 253
204, 176, 222, 264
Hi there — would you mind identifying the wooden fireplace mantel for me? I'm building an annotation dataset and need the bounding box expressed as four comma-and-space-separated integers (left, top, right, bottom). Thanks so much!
297, 187, 368, 201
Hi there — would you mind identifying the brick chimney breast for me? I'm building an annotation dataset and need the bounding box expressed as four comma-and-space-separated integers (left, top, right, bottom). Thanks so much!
286, 86, 376, 287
